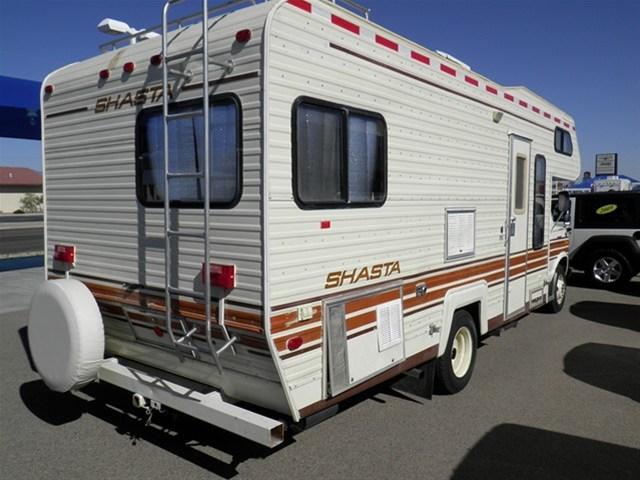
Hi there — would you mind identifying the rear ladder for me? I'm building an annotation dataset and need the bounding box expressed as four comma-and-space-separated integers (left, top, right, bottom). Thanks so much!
161, 0, 237, 374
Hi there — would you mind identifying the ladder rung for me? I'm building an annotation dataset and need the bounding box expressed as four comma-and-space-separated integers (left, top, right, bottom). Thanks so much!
165, 47, 205, 62
167, 230, 205, 239
166, 109, 203, 120
216, 337, 238, 356
176, 327, 198, 344
167, 286, 205, 299
167, 171, 204, 179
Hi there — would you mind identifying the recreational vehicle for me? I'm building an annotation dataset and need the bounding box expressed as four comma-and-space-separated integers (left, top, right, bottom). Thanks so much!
29, 0, 580, 447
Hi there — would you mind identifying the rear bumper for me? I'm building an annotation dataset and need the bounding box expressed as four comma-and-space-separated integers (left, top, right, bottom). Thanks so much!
97, 358, 285, 448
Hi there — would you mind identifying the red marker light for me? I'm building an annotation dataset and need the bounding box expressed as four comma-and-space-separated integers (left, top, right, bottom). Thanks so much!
150, 54, 163, 66
53, 244, 76, 265
235, 29, 251, 43
123, 62, 135, 74
44, 84, 54, 95
99, 69, 110, 80
320, 220, 331, 229
286, 336, 304, 351
202, 263, 237, 290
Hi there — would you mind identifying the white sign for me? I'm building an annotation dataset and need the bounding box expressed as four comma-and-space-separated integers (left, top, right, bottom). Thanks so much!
446, 209, 475, 260
595, 153, 617, 176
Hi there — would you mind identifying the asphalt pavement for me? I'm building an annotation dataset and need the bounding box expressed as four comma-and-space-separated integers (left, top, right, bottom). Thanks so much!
1, 270, 639, 479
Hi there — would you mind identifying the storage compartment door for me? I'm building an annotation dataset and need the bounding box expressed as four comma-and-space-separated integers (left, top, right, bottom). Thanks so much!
325, 287, 404, 396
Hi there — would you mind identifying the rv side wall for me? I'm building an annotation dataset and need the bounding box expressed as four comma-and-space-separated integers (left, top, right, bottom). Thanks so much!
265, 0, 580, 418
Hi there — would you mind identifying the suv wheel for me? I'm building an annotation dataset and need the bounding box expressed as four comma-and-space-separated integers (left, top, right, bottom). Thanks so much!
587, 250, 632, 287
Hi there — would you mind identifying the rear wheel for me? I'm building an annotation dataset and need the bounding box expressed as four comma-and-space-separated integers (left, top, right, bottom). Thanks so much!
587, 250, 632, 288
436, 310, 477, 394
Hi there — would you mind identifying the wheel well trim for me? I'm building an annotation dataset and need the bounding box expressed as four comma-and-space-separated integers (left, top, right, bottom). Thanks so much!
438, 281, 488, 357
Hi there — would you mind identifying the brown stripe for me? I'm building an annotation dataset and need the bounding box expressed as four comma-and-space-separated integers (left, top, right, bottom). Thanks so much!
181, 71, 260, 91
82, 281, 264, 334
347, 325, 377, 340
271, 305, 322, 333
329, 43, 554, 133
274, 327, 322, 352
46, 106, 89, 119
280, 343, 322, 360
299, 345, 438, 418
345, 289, 400, 315
346, 310, 376, 332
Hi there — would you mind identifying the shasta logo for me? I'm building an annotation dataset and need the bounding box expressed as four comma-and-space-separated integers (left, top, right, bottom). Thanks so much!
325, 261, 401, 289
94, 84, 173, 113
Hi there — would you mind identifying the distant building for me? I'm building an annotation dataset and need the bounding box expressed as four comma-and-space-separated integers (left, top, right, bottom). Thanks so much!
0, 166, 42, 213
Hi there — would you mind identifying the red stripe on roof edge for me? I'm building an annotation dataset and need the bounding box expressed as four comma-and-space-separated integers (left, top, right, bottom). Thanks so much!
544, 112, 551, 118
532, 106, 540, 113
376, 34, 399, 51
519, 100, 528, 108
486, 85, 498, 95
563, 121, 570, 128
504, 93, 514, 101
554, 117, 561, 123
440, 64, 456, 76
331, 14, 360, 34
287, 0, 312, 12
411, 50, 430, 65
465, 75, 478, 86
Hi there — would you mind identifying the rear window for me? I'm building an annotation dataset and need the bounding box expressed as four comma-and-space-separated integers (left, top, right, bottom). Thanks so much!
574, 194, 640, 229
554, 127, 573, 156
136, 95, 241, 208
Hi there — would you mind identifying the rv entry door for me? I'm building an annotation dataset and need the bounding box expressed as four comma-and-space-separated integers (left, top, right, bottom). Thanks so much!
505, 135, 531, 318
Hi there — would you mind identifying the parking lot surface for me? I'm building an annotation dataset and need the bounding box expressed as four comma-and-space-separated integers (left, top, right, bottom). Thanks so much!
1, 269, 639, 479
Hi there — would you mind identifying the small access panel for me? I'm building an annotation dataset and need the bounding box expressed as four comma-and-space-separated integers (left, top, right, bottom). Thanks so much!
325, 284, 404, 396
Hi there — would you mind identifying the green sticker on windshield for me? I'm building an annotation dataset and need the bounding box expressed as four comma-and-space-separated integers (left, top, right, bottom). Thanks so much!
596, 204, 617, 215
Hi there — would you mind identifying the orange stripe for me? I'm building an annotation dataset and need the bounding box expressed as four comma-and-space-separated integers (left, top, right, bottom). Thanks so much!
274, 327, 322, 352
345, 289, 400, 315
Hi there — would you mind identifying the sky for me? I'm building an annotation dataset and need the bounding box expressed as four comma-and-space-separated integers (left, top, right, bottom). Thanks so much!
0, 0, 638, 179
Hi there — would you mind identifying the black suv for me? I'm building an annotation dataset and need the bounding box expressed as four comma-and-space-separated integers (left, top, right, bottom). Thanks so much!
568, 192, 640, 287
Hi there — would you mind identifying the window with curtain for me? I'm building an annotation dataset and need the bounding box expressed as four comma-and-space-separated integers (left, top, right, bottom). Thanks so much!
136, 95, 240, 208
294, 98, 386, 208
532, 155, 546, 249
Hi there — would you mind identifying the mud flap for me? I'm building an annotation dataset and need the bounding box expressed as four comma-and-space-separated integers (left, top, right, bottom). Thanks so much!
392, 360, 436, 399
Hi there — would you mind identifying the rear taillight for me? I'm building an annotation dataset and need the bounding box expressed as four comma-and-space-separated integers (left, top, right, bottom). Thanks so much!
123, 62, 135, 74
150, 54, 162, 66
99, 69, 110, 80
202, 263, 236, 290
53, 244, 76, 267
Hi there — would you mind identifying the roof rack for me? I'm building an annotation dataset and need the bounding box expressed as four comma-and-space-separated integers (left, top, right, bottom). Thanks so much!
329, 0, 371, 20
99, 0, 264, 52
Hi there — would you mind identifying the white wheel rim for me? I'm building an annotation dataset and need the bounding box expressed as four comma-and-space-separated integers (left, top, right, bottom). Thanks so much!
593, 257, 622, 283
555, 274, 566, 304
451, 326, 473, 378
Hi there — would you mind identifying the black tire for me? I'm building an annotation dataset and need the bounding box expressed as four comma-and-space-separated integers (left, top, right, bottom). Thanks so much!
586, 249, 632, 288
436, 310, 477, 394
541, 267, 567, 313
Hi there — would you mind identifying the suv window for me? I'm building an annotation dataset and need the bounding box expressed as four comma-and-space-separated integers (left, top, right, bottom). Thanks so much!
574, 194, 640, 229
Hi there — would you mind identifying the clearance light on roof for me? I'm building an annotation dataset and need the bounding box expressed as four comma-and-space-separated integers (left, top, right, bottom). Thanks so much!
123, 62, 135, 73
44, 85, 54, 95
202, 263, 237, 290
99, 69, 110, 80
235, 29, 251, 43
150, 54, 162, 66
53, 244, 76, 268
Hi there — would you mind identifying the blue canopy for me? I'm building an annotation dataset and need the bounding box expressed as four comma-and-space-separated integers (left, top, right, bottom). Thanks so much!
0, 75, 41, 140
570, 174, 639, 189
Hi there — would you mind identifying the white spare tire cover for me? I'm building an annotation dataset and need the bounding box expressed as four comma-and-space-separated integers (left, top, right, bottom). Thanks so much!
28, 279, 104, 392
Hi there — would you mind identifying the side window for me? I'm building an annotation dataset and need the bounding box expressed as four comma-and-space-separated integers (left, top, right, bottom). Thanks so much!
294, 98, 387, 208
136, 95, 241, 208
554, 127, 573, 156
532, 155, 546, 249
514, 155, 527, 213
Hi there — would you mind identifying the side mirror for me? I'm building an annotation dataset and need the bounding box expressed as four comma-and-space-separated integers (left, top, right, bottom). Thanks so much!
557, 191, 570, 214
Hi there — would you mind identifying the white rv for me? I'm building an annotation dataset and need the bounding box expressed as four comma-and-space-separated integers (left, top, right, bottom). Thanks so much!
30, 0, 580, 447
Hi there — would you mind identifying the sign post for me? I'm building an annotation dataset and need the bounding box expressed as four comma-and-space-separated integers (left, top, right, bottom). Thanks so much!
595, 153, 618, 176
